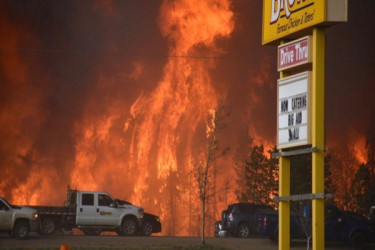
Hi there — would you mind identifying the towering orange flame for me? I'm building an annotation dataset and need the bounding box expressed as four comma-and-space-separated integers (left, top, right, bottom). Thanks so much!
68, 0, 235, 235
353, 135, 367, 164
125, 0, 234, 235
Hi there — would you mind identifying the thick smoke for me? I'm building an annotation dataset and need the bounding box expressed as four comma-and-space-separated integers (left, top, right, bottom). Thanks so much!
0, 1, 167, 205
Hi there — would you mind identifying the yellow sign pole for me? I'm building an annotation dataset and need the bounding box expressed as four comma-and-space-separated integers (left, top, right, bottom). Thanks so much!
312, 27, 325, 250
279, 155, 290, 250
279, 63, 290, 250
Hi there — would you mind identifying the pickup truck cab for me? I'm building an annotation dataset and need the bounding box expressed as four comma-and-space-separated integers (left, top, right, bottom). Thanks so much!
72, 191, 144, 235
0, 196, 39, 239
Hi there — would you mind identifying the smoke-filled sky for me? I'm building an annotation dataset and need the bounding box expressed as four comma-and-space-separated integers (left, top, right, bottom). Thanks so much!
1, 0, 374, 235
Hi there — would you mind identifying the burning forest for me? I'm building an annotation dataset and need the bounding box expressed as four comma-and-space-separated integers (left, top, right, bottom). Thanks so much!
1, 0, 375, 236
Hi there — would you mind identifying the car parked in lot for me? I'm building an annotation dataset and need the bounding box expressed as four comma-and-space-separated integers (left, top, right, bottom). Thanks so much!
258, 204, 375, 248
215, 202, 275, 238
115, 199, 161, 236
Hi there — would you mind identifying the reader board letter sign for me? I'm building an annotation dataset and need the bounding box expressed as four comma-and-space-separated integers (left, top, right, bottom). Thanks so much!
278, 71, 311, 149
278, 36, 312, 71
262, 0, 348, 45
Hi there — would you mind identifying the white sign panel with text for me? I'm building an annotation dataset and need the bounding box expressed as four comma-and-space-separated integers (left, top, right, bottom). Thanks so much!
278, 71, 311, 149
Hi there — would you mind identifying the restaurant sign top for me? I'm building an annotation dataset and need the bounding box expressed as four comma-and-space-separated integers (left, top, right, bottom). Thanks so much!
262, 0, 347, 45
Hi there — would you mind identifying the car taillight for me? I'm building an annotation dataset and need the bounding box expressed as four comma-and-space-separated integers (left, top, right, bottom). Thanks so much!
229, 212, 235, 220
263, 217, 268, 226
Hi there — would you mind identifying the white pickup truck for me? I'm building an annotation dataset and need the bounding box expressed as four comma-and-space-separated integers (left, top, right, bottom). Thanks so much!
0, 196, 39, 239
29, 188, 144, 236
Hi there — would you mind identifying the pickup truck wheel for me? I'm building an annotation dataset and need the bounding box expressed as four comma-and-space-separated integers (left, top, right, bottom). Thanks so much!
121, 219, 138, 236
142, 221, 153, 236
350, 232, 367, 249
237, 223, 250, 238
13, 221, 30, 239
40, 218, 56, 235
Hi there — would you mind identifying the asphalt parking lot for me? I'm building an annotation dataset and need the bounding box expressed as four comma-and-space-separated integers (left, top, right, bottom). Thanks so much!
1, 233, 375, 250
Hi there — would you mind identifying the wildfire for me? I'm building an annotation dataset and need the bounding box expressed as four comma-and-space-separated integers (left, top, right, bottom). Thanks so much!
1, 0, 371, 238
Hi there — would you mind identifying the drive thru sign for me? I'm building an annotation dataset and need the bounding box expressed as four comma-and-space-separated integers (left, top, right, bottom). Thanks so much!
278, 36, 312, 71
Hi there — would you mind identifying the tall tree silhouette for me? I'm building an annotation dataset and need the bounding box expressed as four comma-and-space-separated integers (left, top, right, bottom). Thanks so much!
237, 144, 277, 205
351, 117, 375, 214
328, 141, 359, 210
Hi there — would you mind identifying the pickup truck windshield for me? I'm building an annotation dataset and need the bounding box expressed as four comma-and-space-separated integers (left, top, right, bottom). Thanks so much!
98, 194, 114, 207
0, 197, 14, 209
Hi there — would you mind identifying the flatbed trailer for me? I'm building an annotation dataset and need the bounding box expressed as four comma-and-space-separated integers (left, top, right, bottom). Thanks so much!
28, 206, 76, 234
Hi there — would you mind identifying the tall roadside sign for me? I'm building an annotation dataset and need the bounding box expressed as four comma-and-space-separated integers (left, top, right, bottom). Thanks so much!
262, 1, 347, 250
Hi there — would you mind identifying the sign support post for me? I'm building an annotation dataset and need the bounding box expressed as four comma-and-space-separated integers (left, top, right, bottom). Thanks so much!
312, 27, 325, 250
279, 155, 290, 250
279, 55, 291, 250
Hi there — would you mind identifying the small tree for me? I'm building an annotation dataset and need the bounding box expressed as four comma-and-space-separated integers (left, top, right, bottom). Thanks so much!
292, 201, 312, 250
193, 105, 228, 244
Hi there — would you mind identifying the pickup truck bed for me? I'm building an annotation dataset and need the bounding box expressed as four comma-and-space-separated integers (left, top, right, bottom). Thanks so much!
30, 206, 75, 214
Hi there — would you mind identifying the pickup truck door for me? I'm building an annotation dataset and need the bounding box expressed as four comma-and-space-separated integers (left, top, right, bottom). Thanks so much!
95, 194, 123, 226
76, 193, 97, 225
0, 200, 12, 230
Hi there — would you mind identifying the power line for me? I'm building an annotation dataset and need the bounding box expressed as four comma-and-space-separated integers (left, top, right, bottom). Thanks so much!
0, 47, 374, 62
0, 46, 253, 60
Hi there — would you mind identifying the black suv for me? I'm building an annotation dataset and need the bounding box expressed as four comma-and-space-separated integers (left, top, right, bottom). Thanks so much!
215, 202, 274, 238
115, 199, 161, 236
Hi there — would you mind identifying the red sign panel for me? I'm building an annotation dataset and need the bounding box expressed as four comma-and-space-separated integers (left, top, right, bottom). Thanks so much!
278, 36, 312, 71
